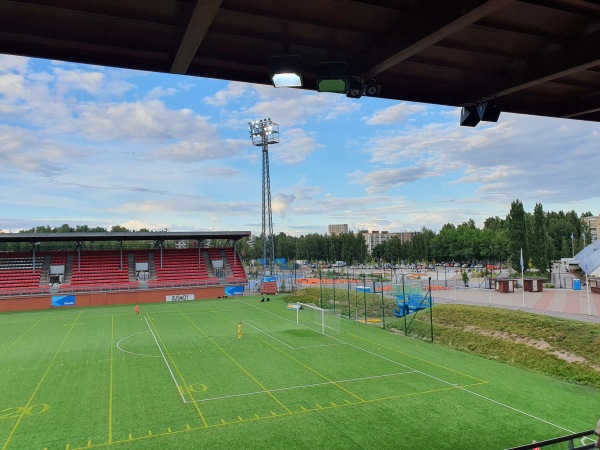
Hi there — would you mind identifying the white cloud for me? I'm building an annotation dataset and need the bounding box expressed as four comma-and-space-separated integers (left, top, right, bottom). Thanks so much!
272, 193, 296, 218
270, 128, 321, 164
349, 167, 432, 194
53, 67, 106, 96
204, 81, 249, 106
364, 102, 427, 125
0, 55, 29, 73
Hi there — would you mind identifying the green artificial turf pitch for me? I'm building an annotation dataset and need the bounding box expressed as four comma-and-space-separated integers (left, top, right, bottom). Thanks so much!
0, 295, 598, 449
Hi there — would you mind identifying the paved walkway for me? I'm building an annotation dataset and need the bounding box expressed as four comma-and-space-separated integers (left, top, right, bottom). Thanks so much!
432, 287, 600, 323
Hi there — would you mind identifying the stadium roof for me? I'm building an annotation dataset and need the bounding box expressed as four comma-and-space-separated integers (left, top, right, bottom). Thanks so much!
0, 0, 599, 122
0, 231, 250, 245
574, 239, 600, 277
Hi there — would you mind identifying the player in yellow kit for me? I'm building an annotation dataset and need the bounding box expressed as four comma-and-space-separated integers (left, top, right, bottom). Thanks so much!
237, 321, 242, 340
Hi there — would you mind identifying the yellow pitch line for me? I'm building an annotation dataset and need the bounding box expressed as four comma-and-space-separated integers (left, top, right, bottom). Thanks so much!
241, 322, 366, 403
147, 315, 208, 427
181, 311, 292, 414
0, 319, 41, 358
2, 311, 82, 450
67, 380, 481, 450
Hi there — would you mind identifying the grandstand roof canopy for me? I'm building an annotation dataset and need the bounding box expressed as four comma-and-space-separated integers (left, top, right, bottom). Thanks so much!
0, 231, 250, 245
1, 0, 599, 122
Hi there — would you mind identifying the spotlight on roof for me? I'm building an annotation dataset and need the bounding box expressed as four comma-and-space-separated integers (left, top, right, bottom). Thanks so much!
477, 101, 501, 122
268, 55, 302, 88
363, 79, 381, 97
346, 77, 364, 99
317, 61, 350, 93
460, 105, 480, 127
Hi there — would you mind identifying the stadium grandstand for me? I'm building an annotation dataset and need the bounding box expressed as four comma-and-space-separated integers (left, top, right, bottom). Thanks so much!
0, 231, 249, 312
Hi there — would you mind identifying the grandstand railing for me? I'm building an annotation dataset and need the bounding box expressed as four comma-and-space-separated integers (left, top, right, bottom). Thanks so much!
507, 429, 596, 449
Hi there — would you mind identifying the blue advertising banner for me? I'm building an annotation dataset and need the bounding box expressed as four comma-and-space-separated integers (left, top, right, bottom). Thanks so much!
225, 286, 244, 296
52, 295, 76, 307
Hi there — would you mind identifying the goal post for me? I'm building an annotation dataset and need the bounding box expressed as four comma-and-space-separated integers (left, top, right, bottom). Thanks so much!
296, 302, 341, 335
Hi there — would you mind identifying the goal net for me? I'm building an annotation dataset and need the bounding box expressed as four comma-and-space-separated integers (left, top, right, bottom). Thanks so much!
296, 303, 341, 335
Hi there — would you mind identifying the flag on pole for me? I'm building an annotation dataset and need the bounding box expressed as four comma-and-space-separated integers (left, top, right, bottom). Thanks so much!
520, 248, 524, 271
571, 232, 574, 241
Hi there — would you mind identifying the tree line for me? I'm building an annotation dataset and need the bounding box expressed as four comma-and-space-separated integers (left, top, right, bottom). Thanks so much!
0, 200, 592, 274
239, 200, 592, 274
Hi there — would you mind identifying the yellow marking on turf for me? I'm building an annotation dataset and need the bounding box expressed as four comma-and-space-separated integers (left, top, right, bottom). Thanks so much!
231, 317, 367, 403
220, 419, 227, 424
147, 316, 209, 427
108, 315, 114, 443
237, 416, 244, 421
300, 406, 308, 411
66, 445, 70, 450
344, 400, 352, 404
148, 431, 152, 436
0, 320, 41, 358
87, 440, 92, 447
185, 424, 191, 430
254, 413, 260, 419
181, 311, 292, 415
316, 404, 323, 409
330, 402, 337, 406
270, 411, 277, 416
128, 434, 132, 440
167, 427, 172, 433
2, 312, 82, 450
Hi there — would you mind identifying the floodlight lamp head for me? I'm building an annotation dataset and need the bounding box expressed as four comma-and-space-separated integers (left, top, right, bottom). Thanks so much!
268, 55, 303, 88
317, 61, 350, 93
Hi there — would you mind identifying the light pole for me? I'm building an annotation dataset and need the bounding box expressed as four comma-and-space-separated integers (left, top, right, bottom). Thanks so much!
248, 119, 279, 278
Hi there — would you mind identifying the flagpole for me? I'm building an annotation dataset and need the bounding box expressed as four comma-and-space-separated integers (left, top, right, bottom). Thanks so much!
583, 233, 591, 316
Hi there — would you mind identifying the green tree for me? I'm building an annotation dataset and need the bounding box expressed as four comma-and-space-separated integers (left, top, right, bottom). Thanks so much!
507, 199, 528, 271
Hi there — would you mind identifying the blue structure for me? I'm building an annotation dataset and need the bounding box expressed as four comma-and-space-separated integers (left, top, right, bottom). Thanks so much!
393, 293, 433, 317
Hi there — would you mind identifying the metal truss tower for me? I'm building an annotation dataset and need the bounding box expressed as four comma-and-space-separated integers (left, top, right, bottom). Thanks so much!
249, 119, 279, 277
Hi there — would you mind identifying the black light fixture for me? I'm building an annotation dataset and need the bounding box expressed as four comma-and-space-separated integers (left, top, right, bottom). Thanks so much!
460, 105, 480, 127
346, 77, 364, 99
477, 101, 501, 122
363, 79, 381, 97
316, 61, 350, 93
268, 55, 302, 88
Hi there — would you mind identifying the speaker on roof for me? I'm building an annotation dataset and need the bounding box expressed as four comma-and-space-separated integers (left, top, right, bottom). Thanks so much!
477, 101, 501, 122
460, 105, 480, 127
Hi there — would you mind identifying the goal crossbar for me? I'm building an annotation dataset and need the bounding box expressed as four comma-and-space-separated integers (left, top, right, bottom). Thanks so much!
296, 302, 341, 335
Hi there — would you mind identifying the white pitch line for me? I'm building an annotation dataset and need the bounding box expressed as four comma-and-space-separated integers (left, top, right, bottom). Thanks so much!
144, 316, 187, 404
116, 331, 161, 358
243, 321, 294, 348
294, 343, 347, 349
241, 301, 576, 434
190, 370, 416, 403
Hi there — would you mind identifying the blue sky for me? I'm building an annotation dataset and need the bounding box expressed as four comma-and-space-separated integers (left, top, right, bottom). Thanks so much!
1, 54, 599, 237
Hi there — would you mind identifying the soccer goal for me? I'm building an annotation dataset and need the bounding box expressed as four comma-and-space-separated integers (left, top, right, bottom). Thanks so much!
296, 303, 341, 335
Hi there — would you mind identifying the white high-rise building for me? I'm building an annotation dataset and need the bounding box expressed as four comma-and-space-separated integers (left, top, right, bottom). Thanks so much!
328, 224, 349, 235
359, 230, 415, 254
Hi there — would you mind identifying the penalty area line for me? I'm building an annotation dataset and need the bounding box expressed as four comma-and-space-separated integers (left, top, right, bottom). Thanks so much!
144, 316, 188, 404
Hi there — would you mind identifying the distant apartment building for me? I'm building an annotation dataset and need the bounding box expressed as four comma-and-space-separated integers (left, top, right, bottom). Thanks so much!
583, 215, 599, 241
328, 224, 349, 235
359, 230, 415, 254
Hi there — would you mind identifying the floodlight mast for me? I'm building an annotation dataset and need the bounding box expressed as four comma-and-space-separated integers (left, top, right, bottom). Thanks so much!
248, 119, 280, 278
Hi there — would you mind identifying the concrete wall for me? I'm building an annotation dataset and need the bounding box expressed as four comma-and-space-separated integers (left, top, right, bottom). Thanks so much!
0, 285, 225, 313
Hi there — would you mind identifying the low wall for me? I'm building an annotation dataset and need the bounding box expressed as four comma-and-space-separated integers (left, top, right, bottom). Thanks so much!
0, 285, 226, 313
